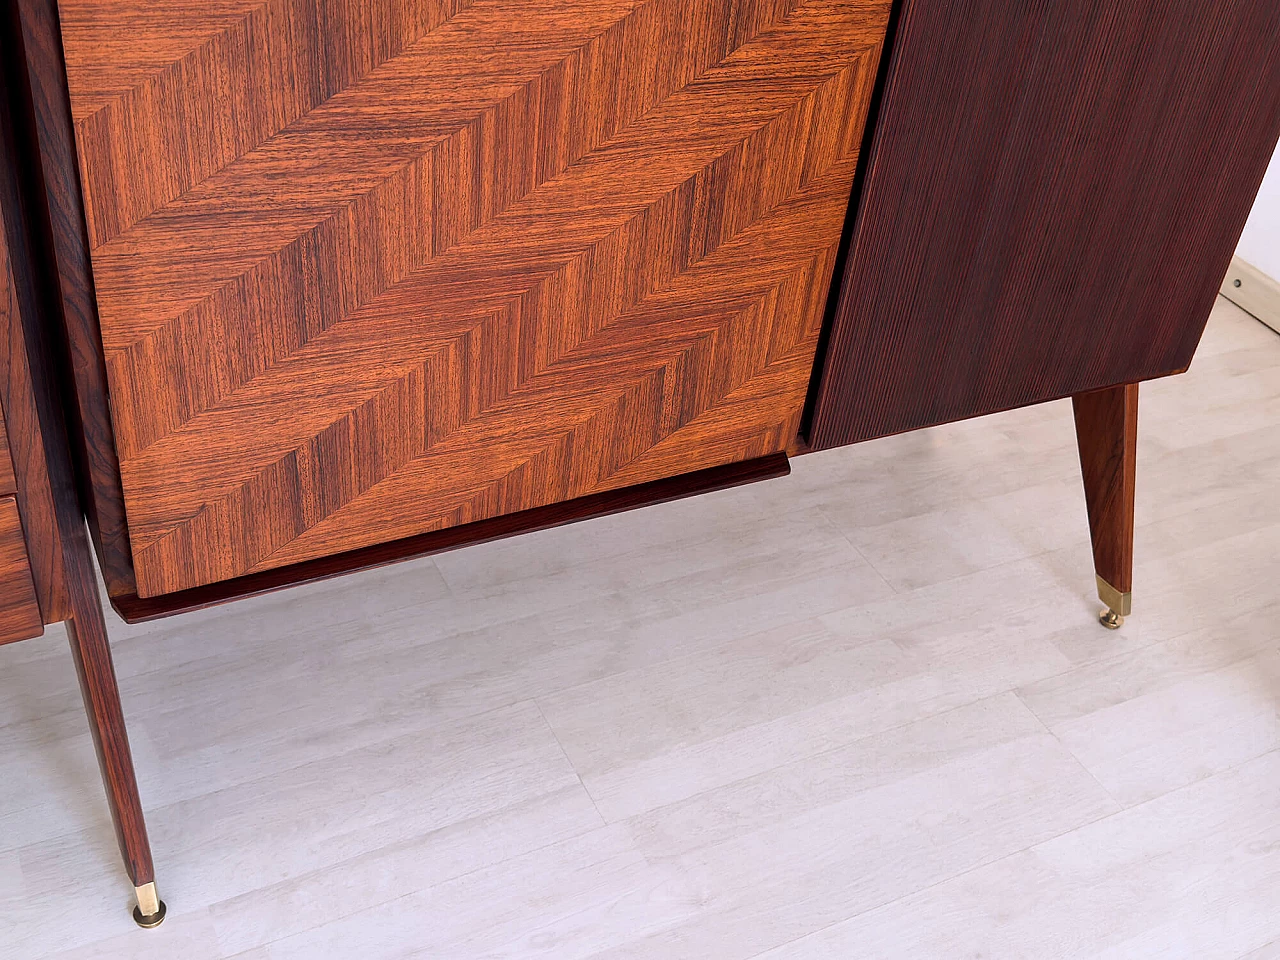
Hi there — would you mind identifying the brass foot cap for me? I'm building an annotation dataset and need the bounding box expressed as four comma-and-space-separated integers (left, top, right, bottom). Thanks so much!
1095, 576, 1132, 617
133, 900, 166, 928
1099, 608, 1124, 630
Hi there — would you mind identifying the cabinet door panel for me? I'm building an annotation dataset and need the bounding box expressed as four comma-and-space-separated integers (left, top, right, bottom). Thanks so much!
809, 0, 1280, 449
50, 0, 890, 595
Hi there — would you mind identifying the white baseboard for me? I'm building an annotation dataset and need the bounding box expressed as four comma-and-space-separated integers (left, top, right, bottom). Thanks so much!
1220, 256, 1280, 335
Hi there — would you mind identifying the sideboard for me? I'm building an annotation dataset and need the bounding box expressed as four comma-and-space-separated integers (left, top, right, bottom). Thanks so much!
2, 0, 1278, 927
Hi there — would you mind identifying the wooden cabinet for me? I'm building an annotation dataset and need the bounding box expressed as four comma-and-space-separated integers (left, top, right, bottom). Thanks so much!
2, 0, 1279, 930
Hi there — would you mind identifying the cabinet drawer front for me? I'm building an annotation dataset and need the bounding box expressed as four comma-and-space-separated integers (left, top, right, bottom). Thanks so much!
0, 497, 42, 644
52, 0, 890, 596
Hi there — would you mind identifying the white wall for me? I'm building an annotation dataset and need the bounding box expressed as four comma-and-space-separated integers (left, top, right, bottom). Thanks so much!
1237, 144, 1280, 281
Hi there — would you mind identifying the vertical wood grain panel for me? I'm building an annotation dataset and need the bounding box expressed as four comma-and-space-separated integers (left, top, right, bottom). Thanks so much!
810, 0, 1280, 449
0, 33, 69, 621
11, 0, 136, 596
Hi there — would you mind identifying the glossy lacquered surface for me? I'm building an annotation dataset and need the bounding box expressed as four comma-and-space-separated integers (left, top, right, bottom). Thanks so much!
809, 0, 1280, 448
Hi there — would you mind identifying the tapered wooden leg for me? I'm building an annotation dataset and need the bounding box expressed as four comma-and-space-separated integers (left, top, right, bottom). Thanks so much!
64, 535, 164, 927
1072, 382, 1138, 629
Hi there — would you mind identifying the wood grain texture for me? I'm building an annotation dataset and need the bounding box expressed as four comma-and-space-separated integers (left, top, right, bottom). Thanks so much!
111, 451, 789, 621
40, 0, 889, 597
0, 496, 43, 643
11, 0, 136, 597
4, 11, 157, 891
64, 533, 155, 887
0, 408, 16, 497
3, 300, 1279, 960
1073, 382, 1138, 597
0, 29, 69, 622
808, 0, 1280, 449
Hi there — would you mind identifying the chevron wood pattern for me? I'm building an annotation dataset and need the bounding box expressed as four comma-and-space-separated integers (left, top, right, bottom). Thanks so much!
55, 0, 889, 596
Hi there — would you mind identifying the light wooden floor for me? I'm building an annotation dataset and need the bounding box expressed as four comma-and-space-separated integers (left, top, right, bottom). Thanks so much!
3, 298, 1279, 959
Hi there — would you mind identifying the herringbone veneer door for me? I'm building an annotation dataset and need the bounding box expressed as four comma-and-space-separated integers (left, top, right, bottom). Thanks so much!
57, 0, 889, 596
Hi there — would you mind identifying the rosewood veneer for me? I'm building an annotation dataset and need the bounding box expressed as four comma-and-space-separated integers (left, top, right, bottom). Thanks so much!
0, 0, 1277, 928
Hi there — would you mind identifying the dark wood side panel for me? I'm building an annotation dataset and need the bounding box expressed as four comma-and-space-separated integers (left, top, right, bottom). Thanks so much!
0, 496, 43, 643
112, 451, 790, 622
10, 0, 136, 597
0, 32, 69, 622
809, 0, 1280, 449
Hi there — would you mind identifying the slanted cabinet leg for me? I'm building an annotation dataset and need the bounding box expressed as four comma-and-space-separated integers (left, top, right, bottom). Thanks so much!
1072, 382, 1138, 629
63, 539, 165, 927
